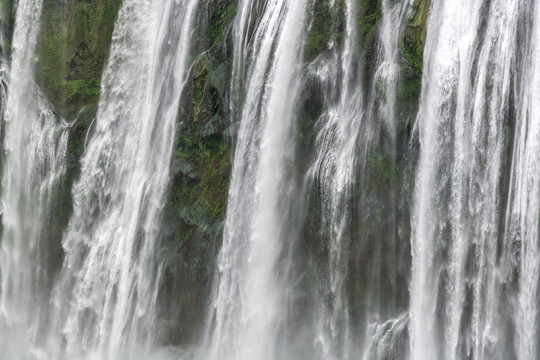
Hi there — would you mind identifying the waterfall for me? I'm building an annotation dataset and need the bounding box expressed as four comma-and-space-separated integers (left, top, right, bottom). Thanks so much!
307, 0, 413, 358
308, 0, 364, 355
48, 0, 198, 358
410, 0, 540, 359
206, 0, 415, 358
0, 0, 69, 359
205, 1, 308, 359
511, 4, 540, 359
3, 0, 540, 358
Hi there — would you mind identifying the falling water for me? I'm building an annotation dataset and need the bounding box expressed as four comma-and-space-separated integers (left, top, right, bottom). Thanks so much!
507, 1, 540, 358
47, 0, 198, 359
410, 0, 540, 359
205, 1, 308, 359
206, 0, 417, 358
3, 0, 540, 358
307, 0, 413, 358
358, 0, 414, 357
308, 0, 364, 355
0, 0, 69, 359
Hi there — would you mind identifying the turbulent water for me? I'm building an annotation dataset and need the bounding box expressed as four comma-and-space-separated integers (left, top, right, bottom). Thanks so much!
1, 0, 540, 359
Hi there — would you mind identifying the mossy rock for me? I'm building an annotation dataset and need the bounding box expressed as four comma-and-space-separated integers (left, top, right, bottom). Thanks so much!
207, 0, 237, 47
304, 0, 346, 62
406, 0, 430, 45
158, 2, 236, 342
35, 0, 122, 111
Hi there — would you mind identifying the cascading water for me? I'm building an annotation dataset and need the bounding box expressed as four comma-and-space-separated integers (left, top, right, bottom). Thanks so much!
3, 0, 540, 359
48, 0, 198, 358
306, 0, 413, 358
206, 0, 415, 359
308, 0, 365, 355
512, 4, 540, 357
205, 1, 308, 359
410, 0, 540, 359
0, 0, 69, 359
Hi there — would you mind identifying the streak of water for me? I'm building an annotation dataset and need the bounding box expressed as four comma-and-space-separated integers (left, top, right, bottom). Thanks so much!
0, 1, 69, 359
308, 0, 412, 358
205, 1, 308, 359
410, 1, 539, 359
48, 0, 198, 358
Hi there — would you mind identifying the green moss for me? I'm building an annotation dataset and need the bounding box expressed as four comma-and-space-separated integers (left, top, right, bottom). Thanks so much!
173, 133, 230, 222
36, 5, 65, 105
396, 0, 427, 111
208, 2, 237, 47
304, 0, 346, 61
407, 0, 430, 44
397, 38, 423, 105
65, 79, 100, 103
35, 0, 122, 110
193, 60, 209, 123
166, 53, 232, 229
357, 0, 382, 46
305, 33, 326, 59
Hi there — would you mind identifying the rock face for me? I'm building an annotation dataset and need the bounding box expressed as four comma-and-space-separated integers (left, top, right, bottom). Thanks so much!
35, 0, 122, 110
159, 1, 236, 344
1, 0, 429, 348
406, 0, 430, 45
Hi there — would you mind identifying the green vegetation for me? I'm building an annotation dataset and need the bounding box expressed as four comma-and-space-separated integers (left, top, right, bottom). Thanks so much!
305, 0, 331, 61
398, 38, 423, 106
304, 0, 346, 61
172, 132, 231, 223
397, 0, 428, 110
407, 0, 430, 44
208, 1, 237, 47
193, 60, 209, 123
159, 33, 234, 343
65, 79, 100, 103
358, 0, 383, 46
35, 0, 122, 110
166, 51, 232, 229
